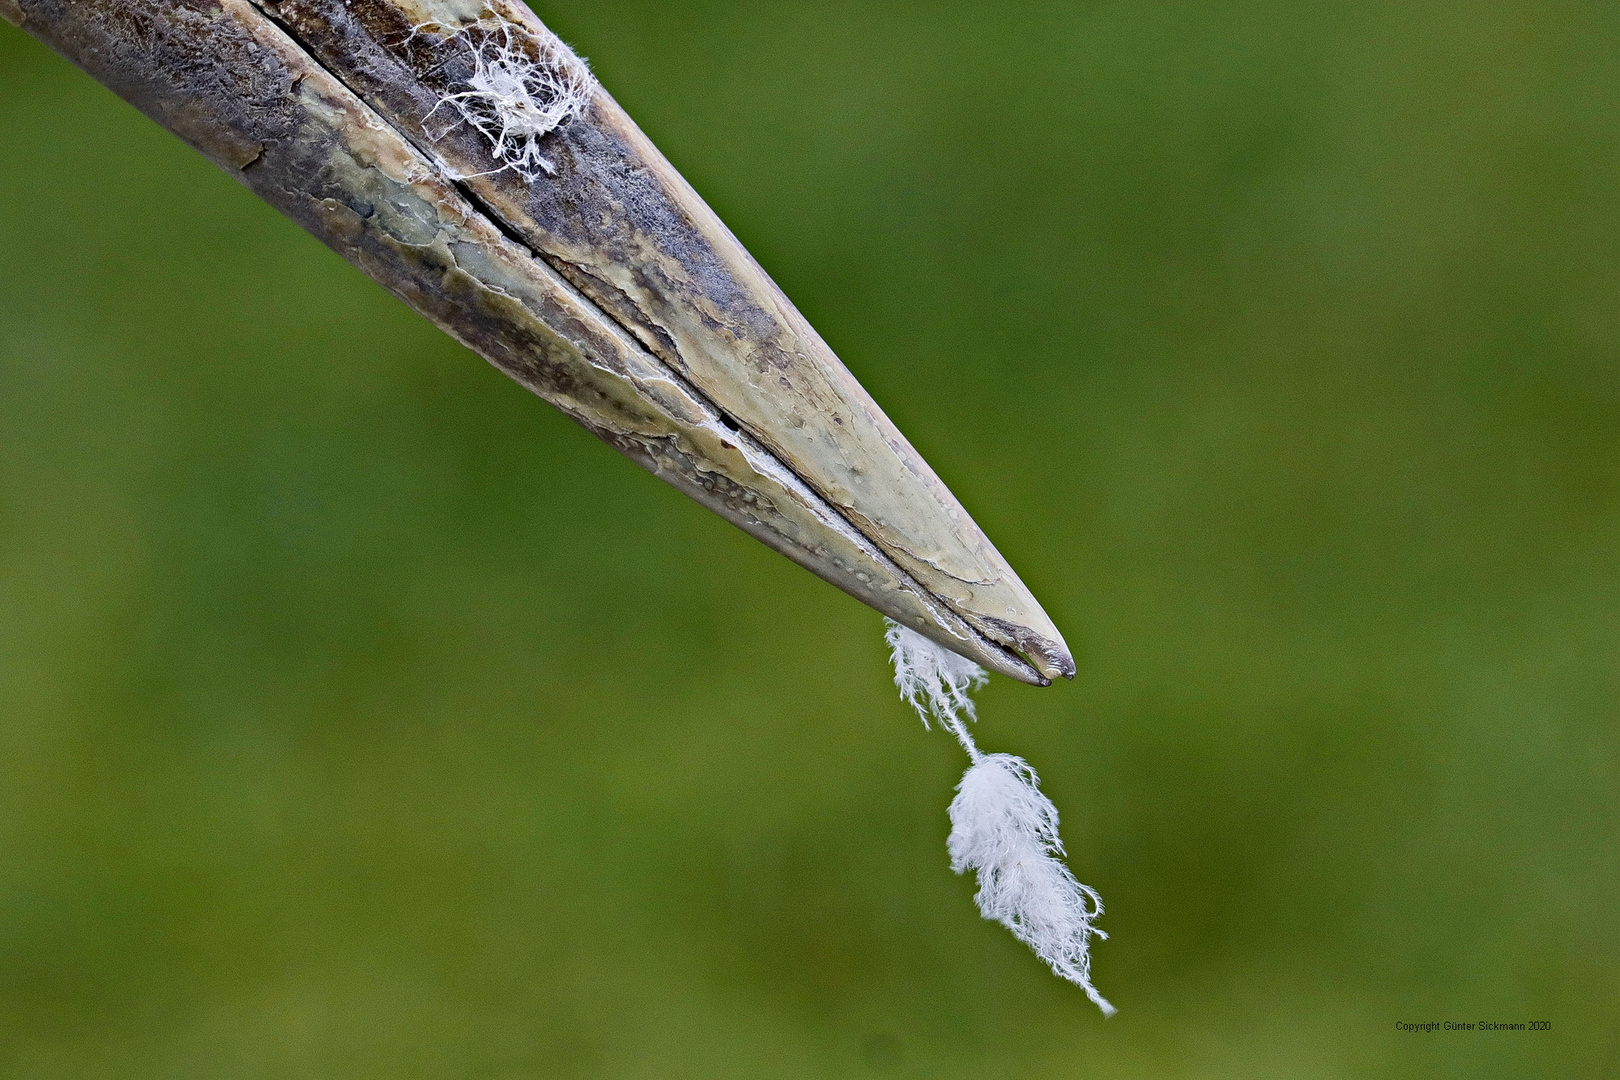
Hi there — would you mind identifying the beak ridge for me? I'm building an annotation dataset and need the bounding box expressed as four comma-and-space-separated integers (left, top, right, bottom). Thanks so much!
9, 0, 1074, 682
263, 0, 1075, 680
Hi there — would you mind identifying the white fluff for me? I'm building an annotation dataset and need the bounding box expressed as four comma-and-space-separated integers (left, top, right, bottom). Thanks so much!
418, 15, 594, 180
949, 754, 1115, 1015
884, 619, 1114, 1014
885, 619, 987, 747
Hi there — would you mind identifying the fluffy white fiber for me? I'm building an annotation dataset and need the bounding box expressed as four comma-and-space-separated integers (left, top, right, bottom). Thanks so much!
885, 619, 1114, 1015
886, 619, 987, 748
418, 15, 594, 180
949, 754, 1115, 1015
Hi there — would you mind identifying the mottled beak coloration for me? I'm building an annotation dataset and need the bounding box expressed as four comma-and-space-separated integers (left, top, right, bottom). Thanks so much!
3, 0, 1074, 684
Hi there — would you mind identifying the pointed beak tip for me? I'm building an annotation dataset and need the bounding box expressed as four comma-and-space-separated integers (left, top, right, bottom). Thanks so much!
1048, 658, 1077, 683
1034, 660, 1073, 685
975, 616, 1074, 685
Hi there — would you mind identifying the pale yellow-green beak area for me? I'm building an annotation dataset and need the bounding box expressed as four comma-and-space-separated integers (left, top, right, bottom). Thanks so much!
4, 0, 1073, 684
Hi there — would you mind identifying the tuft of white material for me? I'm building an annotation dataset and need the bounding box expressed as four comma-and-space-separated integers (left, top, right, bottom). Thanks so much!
885, 619, 987, 748
418, 15, 594, 181
884, 619, 1114, 1015
949, 754, 1115, 1015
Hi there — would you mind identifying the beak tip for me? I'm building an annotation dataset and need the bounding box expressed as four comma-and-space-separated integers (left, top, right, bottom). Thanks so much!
1045, 649, 1077, 681
977, 617, 1074, 684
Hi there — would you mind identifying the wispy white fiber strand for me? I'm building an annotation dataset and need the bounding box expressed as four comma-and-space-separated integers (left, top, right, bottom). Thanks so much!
414, 15, 594, 181
885, 620, 1115, 1015
948, 754, 1114, 1015
886, 618, 987, 756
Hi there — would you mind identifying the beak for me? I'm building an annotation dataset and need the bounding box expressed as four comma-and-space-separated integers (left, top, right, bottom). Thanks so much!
4, 0, 1073, 684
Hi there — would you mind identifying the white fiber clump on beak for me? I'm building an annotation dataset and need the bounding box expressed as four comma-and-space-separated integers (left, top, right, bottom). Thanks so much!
418, 15, 594, 180
885, 620, 1115, 1015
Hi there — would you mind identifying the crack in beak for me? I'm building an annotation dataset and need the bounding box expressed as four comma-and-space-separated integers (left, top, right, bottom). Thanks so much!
5, 0, 1074, 685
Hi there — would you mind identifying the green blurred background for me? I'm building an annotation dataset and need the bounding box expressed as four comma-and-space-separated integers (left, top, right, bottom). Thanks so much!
2, 1, 1617, 1076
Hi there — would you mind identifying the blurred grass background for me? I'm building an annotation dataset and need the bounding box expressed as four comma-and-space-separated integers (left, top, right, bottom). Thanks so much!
2, 0, 1618, 1076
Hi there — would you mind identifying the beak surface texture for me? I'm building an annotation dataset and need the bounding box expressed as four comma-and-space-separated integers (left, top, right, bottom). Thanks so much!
4, 0, 1073, 683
